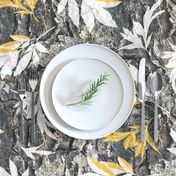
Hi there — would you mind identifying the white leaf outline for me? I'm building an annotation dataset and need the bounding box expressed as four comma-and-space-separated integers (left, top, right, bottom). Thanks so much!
160, 41, 176, 93
13, 51, 33, 76
132, 21, 144, 36
68, 0, 80, 27
57, 0, 68, 14
81, 0, 95, 32
32, 49, 40, 67
129, 64, 138, 83
171, 70, 176, 93
57, 0, 119, 31
119, 0, 164, 51
22, 168, 29, 176
35, 43, 48, 53
92, 6, 116, 27
167, 148, 176, 155
84, 0, 117, 28
37, 107, 58, 140
1, 52, 19, 79
20, 144, 54, 160
170, 129, 176, 143
0, 160, 30, 176
9, 160, 18, 176
0, 167, 11, 176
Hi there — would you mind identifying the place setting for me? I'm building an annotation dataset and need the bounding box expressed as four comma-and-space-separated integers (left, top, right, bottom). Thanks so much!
40, 44, 135, 139
39, 43, 165, 144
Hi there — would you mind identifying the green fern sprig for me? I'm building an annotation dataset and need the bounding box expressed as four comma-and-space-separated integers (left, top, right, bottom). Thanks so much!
67, 73, 110, 106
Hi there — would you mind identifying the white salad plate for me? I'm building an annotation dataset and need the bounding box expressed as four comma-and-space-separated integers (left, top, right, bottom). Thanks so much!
52, 59, 124, 130
40, 44, 135, 139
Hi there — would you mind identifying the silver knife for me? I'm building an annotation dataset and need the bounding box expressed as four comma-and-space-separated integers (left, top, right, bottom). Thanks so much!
138, 58, 146, 142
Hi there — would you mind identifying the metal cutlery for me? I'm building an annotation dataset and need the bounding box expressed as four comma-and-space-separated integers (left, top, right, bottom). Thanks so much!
147, 72, 163, 143
138, 58, 146, 142
18, 75, 26, 145
29, 66, 38, 145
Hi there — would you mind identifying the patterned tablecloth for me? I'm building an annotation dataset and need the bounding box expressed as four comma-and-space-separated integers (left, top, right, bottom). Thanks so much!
0, 0, 176, 175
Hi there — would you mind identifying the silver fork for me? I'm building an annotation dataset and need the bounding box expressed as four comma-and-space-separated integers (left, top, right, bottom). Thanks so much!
29, 66, 38, 145
18, 75, 26, 145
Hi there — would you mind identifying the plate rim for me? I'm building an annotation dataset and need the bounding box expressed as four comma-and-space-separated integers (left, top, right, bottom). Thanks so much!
40, 43, 135, 139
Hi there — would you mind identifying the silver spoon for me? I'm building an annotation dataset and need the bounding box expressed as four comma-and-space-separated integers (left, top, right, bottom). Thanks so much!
147, 72, 163, 143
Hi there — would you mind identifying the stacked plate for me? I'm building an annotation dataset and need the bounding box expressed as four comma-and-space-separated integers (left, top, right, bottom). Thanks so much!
40, 44, 135, 139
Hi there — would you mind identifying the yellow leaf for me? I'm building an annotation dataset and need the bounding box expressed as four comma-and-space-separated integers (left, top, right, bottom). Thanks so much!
134, 141, 147, 158
13, 0, 23, 7
1, 41, 20, 48
0, 0, 37, 19
140, 141, 147, 158
87, 157, 115, 176
0, 0, 15, 5
0, 48, 17, 53
128, 125, 140, 129
16, 10, 32, 14
0, 3, 17, 8
146, 130, 160, 154
24, 0, 33, 9
0, 0, 12, 2
104, 131, 131, 142
123, 133, 137, 150
135, 142, 143, 157
118, 157, 134, 174
31, 0, 38, 7
24, 0, 38, 11
96, 0, 120, 2
10, 35, 30, 43
0, 0, 22, 9
106, 162, 124, 172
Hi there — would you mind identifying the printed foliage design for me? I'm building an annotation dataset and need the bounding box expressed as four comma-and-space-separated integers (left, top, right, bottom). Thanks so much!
14, 92, 59, 140
0, 0, 171, 175
0, 0, 38, 20
20, 144, 54, 160
119, 0, 164, 51
0, 160, 29, 176
104, 121, 160, 158
160, 41, 176, 93
82, 157, 134, 176
57, 0, 121, 32
0, 33, 49, 79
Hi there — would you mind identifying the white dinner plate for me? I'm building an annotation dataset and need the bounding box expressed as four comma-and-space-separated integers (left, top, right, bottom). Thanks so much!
52, 59, 124, 130
40, 44, 135, 139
